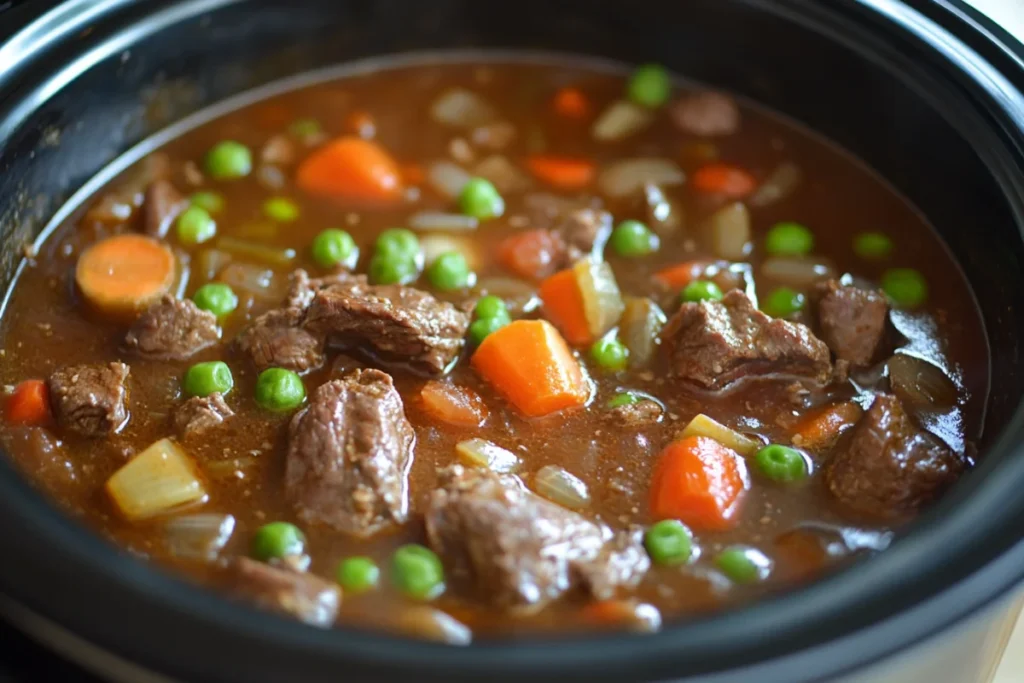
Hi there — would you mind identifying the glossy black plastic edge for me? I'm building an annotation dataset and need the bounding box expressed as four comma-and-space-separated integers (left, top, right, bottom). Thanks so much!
0, 1, 1021, 682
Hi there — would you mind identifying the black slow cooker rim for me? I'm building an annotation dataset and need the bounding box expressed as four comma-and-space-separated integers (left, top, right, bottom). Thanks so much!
0, 1, 1023, 682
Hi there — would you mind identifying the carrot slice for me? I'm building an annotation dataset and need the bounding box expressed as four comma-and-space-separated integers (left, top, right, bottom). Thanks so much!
553, 87, 590, 119
649, 436, 749, 532
539, 267, 591, 345
791, 401, 863, 450
296, 136, 403, 204
498, 229, 562, 280
420, 381, 488, 428
527, 155, 596, 191
653, 260, 709, 289
5, 380, 50, 425
75, 234, 175, 319
692, 163, 757, 199
471, 320, 590, 418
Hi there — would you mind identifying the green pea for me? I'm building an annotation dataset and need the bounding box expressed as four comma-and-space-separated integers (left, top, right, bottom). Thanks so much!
754, 444, 809, 483
715, 546, 772, 584
627, 63, 672, 108
469, 316, 507, 346
474, 295, 508, 321
762, 287, 806, 318
183, 361, 234, 398
765, 221, 814, 256
681, 280, 723, 303
854, 232, 893, 260
205, 140, 252, 180
458, 177, 505, 220
288, 118, 322, 140
644, 520, 694, 566
254, 368, 306, 412
251, 521, 305, 561
610, 220, 659, 257
391, 544, 445, 600
369, 254, 418, 285
427, 251, 472, 291
189, 191, 224, 214
606, 391, 641, 409
590, 336, 629, 372
263, 197, 300, 223
336, 556, 380, 594
311, 229, 357, 269
375, 228, 420, 260
176, 206, 217, 245
882, 268, 928, 308
192, 282, 238, 318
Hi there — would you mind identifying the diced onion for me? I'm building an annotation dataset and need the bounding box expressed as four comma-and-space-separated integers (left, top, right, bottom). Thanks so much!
644, 183, 683, 233
256, 164, 286, 190
172, 250, 191, 299
749, 162, 802, 207
218, 262, 283, 300
396, 606, 473, 645
707, 202, 751, 260
888, 353, 958, 411
680, 414, 760, 457
165, 513, 235, 561
534, 465, 591, 509
474, 154, 530, 193
619, 296, 666, 367
475, 276, 540, 316
106, 438, 207, 521
196, 249, 232, 281
573, 259, 625, 338
760, 257, 835, 287
408, 211, 479, 232
217, 237, 295, 267
592, 100, 655, 142
420, 234, 482, 271
427, 161, 472, 200
455, 438, 520, 473
598, 158, 685, 199
430, 88, 498, 129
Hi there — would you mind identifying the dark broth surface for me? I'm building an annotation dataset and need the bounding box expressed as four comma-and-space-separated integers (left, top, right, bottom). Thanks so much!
0, 57, 988, 638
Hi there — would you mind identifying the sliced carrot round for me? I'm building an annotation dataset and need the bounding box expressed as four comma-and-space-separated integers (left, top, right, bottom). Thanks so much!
75, 234, 175, 319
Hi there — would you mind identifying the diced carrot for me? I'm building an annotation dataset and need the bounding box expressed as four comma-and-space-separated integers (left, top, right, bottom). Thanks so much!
527, 155, 596, 191
344, 110, 376, 139
539, 267, 591, 345
649, 436, 749, 532
296, 136, 403, 204
420, 381, 488, 428
5, 380, 50, 425
400, 163, 425, 186
75, 234, 176, 319
653, 260, 708, 289
471, 320, 590, 418
791, 401, 863, 450
582, 600, 660, 633
692, 163, 757, 199
553, 87, 590, 119
498, 229, 562, 280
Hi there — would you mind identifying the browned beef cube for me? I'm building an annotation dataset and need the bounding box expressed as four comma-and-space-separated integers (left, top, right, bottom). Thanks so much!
553, 208, 613, 265
233, 308, 325, 374
662, 290, 832, 389
231, 557, 340, 628
173, 392, 234, 438
48, 362, 129, 437
285, 369, 414, 537
425, 466, 649, 610
124, 296, 219, 360
814, 280, 889, 366
825, 394, 964, 519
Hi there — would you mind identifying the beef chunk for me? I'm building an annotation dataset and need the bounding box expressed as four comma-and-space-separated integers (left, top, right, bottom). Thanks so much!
303, 274, 470, 375
425, 466, 649, 610
608, 399, 663, 428
173, 393, 234, 438
552, 208, 613, 265
143, 180, 186, 238
670, 92, 740, 137
662, 290, 832, 389
48, 362, 129, 437
825, 394, 964, 519
814, 280, 888, 366
231, 558, 340, 628
234, 308, 325, 374
125, 296, 220, 360
285, 369, 415, 537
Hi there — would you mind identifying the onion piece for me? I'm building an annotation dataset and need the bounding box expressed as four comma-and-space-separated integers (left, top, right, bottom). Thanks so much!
474, 154, 530, 193
707, 202, 751, 260
760, 257, 835, 287
165, 513, 235, 561
749, 162, 802, 207
196, 249, 232, 281
430, 88, 498, 129
680, 414, 760, 457
619, 296, 666, 367
456, 438, 520, 473
409, 211, 479, 232
427, 161, 472, 200
218, 262, 282, 300
598, 158, 685, 199
105, 438, 207, 521
420, 234, 482, 272
592, 100, 655, 142
887, 353, 958, 411
475, 276, 540, 316
644, 183, 683, 234
217, 237, 295, 267
573, 259, 625, 339
396, 606, 472, 645
534, 465, 590, 509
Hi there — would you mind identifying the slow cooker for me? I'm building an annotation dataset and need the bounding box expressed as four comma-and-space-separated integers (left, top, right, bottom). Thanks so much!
0, 1, 1022, 681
